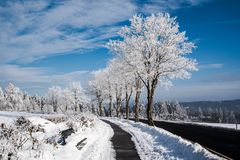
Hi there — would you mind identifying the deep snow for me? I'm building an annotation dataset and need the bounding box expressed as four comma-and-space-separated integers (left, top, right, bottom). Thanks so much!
0, 111, 115, 160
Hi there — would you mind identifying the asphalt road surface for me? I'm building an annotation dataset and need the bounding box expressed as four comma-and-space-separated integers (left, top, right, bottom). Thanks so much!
102, 120, 141, 160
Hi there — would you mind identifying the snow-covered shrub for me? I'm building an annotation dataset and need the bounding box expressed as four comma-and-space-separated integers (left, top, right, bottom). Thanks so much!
45, 116, 68, 123
0, 117, 45, 159
65, 115, 95, 132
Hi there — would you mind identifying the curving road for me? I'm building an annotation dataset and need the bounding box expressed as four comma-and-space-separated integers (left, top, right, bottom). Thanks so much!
102, 120, 141, 160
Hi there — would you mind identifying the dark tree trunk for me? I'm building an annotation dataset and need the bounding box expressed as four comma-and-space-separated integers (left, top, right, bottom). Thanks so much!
79, 104, 83, 112
126, 91, 130, 119
97, 91, 103, 116
134, 90, 141, 122
116, 97, 121, 117
53, 100, 57, 112
99, 101, 103, 116
146, 79, 157, 126
147, 91, 154, 126
74, 105, 77, 112
134, 79, 142, 122
109, 95, 112, 117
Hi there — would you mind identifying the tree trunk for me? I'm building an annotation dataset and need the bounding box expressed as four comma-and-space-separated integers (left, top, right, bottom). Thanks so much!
99, 101, 103, 116
109, 95, 112, 117
53, 100, 57, 112
97, 91, 103, 116
74, 104, 77, 112
146, 80, 157, 126
116, 97, 121, 117
134, 90, 141, 122
126, 91, 130, 119
79, 104, 83, 112
134, 79, 141, 122
91, 104, 96, 114
147, 91, 154, 126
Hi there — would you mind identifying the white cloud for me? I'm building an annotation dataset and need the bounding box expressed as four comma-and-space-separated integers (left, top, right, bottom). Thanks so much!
0, 0, 212, 64
0, 64, 90, 94
0, 0, 137, 64
141, 0, 211, 13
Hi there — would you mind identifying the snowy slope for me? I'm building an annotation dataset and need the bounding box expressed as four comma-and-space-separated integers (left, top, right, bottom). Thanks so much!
0, 111, 115, 160
54, 117, 115, 160
105, 118, 222, 160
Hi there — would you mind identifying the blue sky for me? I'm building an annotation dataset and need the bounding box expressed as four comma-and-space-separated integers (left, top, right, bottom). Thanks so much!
0, 0, 239, 101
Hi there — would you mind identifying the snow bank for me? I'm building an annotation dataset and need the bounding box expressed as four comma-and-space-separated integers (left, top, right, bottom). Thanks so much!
105, 118, 221, 160
0, 111, 115, 160
54, 116, 115, 160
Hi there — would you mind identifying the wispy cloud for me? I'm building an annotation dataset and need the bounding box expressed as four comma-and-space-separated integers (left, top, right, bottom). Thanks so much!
0, 0, 137, 64
140, 0, 211, 13
0, 0, 211, 64
0, 64, 90, 94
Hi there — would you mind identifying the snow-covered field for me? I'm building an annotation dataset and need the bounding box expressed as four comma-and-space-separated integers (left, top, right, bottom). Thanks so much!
158, 119, 239, 130
189, 122, 239, 130
0, 111, 115, 160
104, 118, 222, 160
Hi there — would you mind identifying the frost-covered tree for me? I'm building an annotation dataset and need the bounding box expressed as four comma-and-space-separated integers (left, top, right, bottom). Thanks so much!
170, 101, 188, 120
133, 77, 143, 122
89, 70, 106, 116
154, 101, 169, 119
108, 13, 197, 125
45, 83, 89, 113
107, 58, 135, 119
229, 111, 237, 123
23, 93, 31, 112
107, 59, 127, 118
153, 101, 187, 120
93, 68, 115, 117
29, 96, 40, 112
46, 86, 62, 112
5, 83, 24, 111
69, 82, 90, 112
59, 88, 74, 112
0, 87, 5, 110
104, 69, 115, 117
198, 107, 203, 122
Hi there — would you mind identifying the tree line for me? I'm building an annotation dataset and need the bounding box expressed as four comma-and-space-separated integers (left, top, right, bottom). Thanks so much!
0, 82, 89, 113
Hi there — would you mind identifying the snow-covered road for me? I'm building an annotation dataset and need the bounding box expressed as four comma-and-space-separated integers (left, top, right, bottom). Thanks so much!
104, 118, 222, 160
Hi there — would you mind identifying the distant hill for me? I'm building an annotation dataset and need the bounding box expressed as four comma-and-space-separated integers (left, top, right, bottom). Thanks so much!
180, 99, 240, 112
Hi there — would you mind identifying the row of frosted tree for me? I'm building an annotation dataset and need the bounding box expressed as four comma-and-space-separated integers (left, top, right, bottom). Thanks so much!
190, 107, 237, 123
0, 82, 90, 113
89, 13, 197, 125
